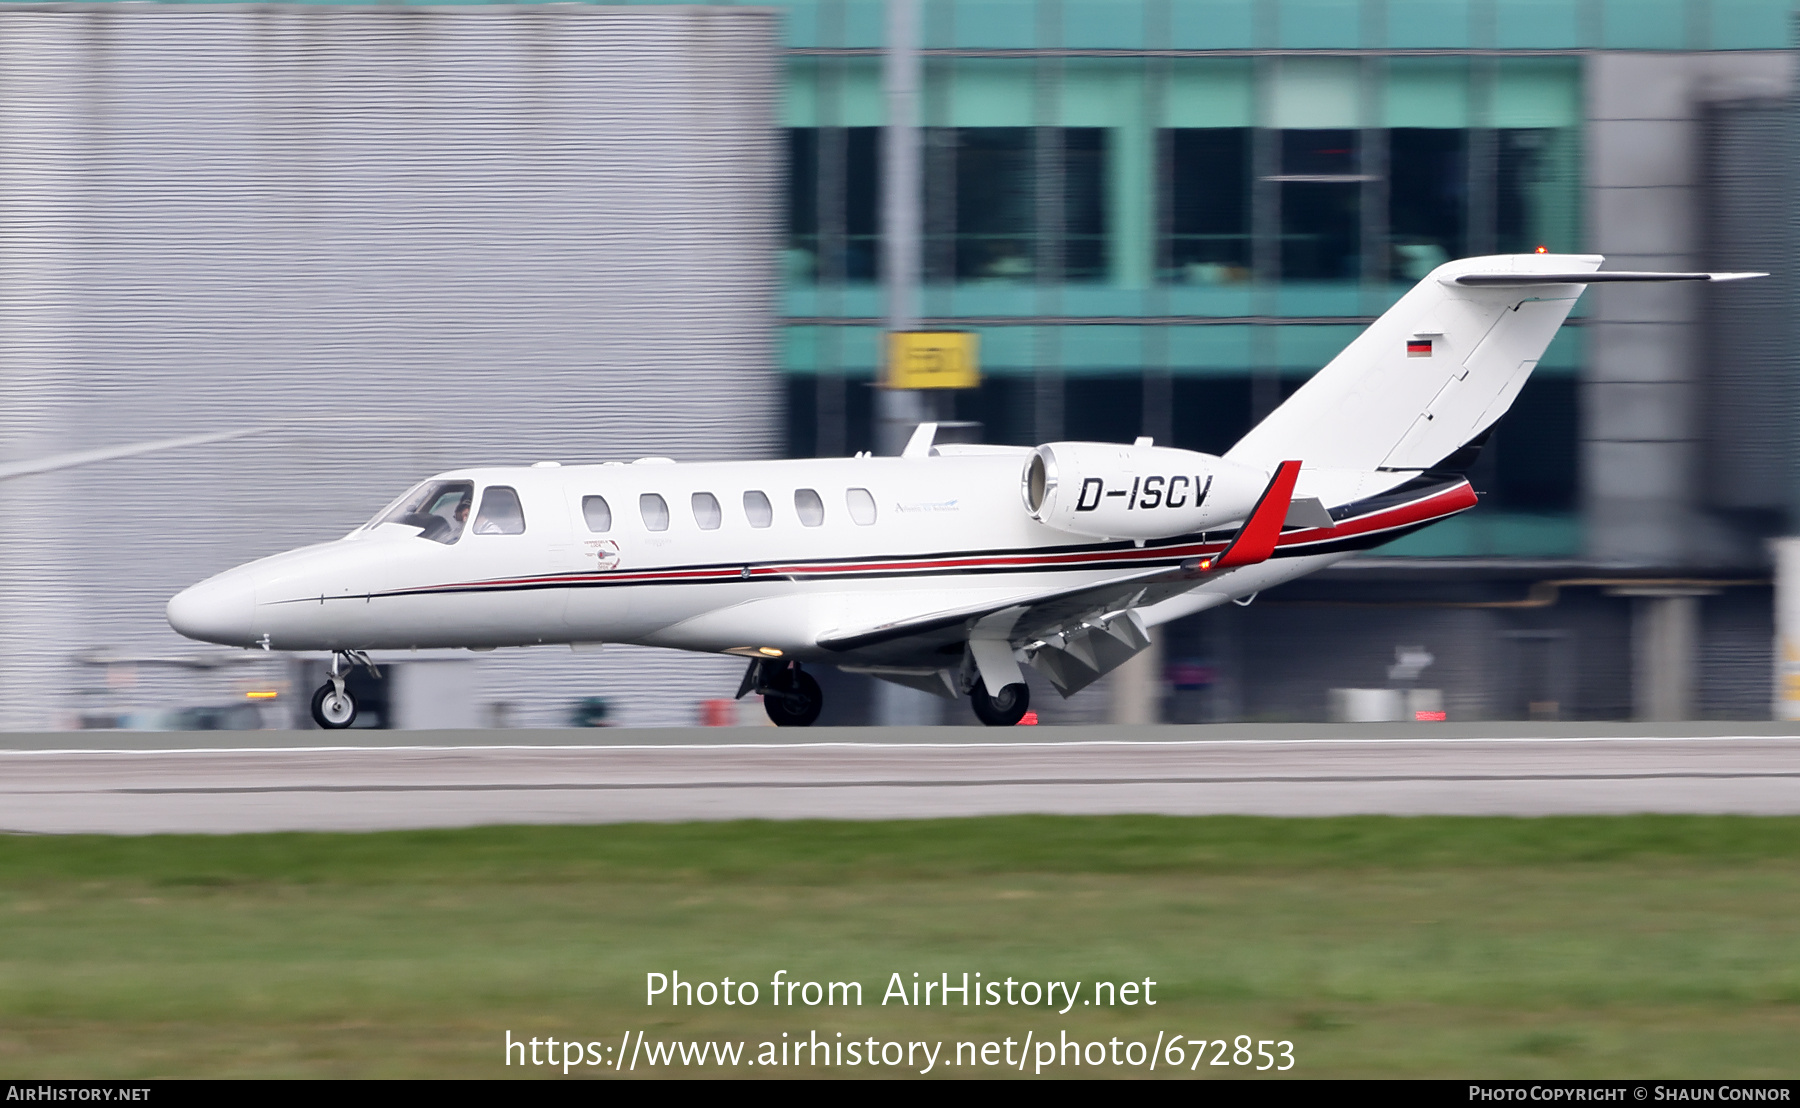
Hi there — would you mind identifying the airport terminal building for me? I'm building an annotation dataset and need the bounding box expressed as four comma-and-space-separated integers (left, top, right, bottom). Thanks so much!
0, 0, 1794, 726
781, 0, 1798, 724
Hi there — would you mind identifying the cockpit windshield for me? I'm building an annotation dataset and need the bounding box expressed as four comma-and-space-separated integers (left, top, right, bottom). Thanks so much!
373, 480, 474, 544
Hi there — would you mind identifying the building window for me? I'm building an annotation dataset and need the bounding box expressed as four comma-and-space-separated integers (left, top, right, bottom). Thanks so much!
949, 128, 1036, 283
786, 127, 881, 285
1164, 128, 1251, 284
582, 495, 612, 533
1279, 129, 1362, 281
1389, 129, 1467, 279
794, 488, 825, 526
640, 493, 670, 532
929, 127, 1109, 284
1488, 376, 1578, 512
846, 487, 877, 525
744, 490, 774, 528
692, 492, 722, 531
1497, 129, 1573, 255
787, 126, 1110, 288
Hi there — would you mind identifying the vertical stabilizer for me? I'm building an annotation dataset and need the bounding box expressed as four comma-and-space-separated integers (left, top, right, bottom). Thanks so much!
1225, 254, 1603, 476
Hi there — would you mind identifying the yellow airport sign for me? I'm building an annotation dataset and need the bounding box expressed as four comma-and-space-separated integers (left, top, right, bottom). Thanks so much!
885, 330, 979, 390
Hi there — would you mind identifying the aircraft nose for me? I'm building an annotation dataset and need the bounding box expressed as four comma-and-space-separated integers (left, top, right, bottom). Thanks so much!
166, 573, 257, 646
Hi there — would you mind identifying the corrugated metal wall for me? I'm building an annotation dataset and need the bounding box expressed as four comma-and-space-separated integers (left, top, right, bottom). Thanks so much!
0, 5, 780, 729
1701, 97, 1791, 517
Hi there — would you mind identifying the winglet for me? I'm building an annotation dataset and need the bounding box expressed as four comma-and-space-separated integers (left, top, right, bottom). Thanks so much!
1209, 460, 1302, 570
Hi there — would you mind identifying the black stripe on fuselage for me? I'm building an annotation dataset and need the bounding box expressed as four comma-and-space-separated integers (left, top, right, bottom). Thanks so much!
296, 477, 1470, 604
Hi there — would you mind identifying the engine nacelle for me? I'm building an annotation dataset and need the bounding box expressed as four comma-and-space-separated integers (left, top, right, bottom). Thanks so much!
1021, 442, 1271, 540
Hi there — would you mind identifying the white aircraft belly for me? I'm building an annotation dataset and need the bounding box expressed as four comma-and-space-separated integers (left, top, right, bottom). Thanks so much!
637, 576, 1123, 657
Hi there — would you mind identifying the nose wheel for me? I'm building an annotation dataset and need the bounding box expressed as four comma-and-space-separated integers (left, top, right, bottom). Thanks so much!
310, 650, 378, 730
311, 682, 358, 729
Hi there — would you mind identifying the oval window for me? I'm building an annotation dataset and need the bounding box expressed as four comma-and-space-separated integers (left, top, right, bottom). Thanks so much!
795, 488, 825, 527
846, 488, 876, 525
692, 492, 722, 530
582, 495, 612, 533
743, 490, 773, 528
640, 493, 670, 532
473, 486, 527, 535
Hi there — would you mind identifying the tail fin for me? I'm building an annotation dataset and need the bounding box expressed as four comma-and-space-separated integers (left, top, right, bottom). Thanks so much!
1225, 254, 1760, 477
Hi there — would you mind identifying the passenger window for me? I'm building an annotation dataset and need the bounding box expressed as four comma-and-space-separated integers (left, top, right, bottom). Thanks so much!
744, 490, 773, 528
846, 488, 877, 525
640, 493, 670, 532
378, 479, 473, 545
582, 495, 612, 533
692, 492, 722, 530
473, 486, 527, 535
795, 488, 825, 527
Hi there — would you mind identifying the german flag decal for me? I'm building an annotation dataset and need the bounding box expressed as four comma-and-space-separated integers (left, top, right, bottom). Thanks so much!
1406, 338, 1433, 358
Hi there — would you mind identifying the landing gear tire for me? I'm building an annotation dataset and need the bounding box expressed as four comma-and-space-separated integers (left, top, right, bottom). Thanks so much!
311, 682, 358, 729
763, 669, 823, 727
971, 681, 1030, 726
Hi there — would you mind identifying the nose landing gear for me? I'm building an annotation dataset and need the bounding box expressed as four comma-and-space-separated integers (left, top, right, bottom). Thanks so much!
310, 650, 380, 729
736, 657, 823, 727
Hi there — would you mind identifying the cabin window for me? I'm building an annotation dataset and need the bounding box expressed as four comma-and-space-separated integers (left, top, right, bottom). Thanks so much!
795, 488, 825, 527
692, 492, 722, 530
846, 487, 877, 525
473, 486, 527, 535
377, 479, 473, 544
640, 493, 670, 532
744, 490, 773, 528
582, 495, 612, 533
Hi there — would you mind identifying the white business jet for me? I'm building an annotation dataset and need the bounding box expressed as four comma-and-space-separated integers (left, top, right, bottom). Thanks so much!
165, 254, 1761, 728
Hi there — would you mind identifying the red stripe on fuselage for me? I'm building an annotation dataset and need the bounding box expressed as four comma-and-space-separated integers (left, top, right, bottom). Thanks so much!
376, 479, 1476, 597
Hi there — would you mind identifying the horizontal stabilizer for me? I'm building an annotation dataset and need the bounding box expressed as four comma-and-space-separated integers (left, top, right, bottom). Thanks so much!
1451, 271, 1765, 286
1225, 255, 1766, 477
1283, 496, 1335, 530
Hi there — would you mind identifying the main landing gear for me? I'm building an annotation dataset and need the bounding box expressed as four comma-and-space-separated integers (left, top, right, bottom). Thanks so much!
738, 658, 823, 727
970, 680, 1031, 727
310, 650, 379, 729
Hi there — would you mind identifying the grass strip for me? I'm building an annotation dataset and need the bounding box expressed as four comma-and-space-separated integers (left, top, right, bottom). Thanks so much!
1, 815, 1797, 1078
5, 814, 1800, 885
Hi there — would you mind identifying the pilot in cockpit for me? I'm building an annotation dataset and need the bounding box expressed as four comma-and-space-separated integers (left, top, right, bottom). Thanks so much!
376, 479, 474, 544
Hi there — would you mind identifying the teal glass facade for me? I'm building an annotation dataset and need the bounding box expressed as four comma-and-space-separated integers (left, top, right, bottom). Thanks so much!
769, 0, 1684, 556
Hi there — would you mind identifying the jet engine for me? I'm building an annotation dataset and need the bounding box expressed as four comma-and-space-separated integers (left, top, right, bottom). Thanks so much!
1021, 442, 1272, 540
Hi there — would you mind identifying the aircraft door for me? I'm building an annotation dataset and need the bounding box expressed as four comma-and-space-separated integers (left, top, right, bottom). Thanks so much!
564, 488, 638, 642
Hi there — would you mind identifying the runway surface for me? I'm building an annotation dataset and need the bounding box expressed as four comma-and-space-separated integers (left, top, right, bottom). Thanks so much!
3, 724, 1799, 833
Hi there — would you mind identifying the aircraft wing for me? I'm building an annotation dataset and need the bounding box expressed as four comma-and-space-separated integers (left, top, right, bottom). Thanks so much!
816, 461, 1301, 663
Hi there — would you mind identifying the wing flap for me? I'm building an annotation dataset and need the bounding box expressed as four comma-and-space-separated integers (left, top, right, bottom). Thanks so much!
814, 564, 1174, 656
816, 460, 1302, 661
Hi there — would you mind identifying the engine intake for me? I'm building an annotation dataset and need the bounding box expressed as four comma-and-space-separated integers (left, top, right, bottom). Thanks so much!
1022, 442, 1271, 541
